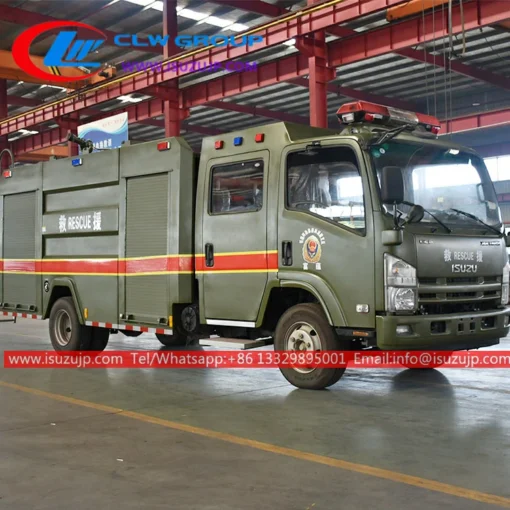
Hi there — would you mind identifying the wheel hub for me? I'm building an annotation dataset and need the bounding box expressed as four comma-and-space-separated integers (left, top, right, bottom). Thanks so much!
286, 322, 322, 374
55, 309, 72, 347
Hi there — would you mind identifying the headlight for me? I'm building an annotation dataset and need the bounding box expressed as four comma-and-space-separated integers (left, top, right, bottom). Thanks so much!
385, 254, 417, 312
502, 263, 510, 305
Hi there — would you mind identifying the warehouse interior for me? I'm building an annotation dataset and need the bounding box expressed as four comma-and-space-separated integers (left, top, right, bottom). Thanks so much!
1, 0, 510, 508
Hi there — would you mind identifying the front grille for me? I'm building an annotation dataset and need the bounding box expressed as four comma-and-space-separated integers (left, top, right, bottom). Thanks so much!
418, 275, 501, 315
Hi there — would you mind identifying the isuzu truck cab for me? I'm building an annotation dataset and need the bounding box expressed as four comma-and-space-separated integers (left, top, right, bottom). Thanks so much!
1, 101, 509, 389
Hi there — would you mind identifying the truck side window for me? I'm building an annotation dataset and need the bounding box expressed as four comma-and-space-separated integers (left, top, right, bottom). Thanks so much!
287, 146, 365, 233
210, 160, 264, 214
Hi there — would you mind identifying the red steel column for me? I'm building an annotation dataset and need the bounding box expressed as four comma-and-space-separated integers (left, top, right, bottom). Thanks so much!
67, 114, 80, 157
163, 0, 180, 137
306, 0, 328, 128
0, 79, 9, 170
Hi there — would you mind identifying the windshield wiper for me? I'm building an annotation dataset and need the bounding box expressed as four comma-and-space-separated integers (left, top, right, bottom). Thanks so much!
370, 125, 408, 146
402, 201, 452, 233
447, 208, 502, 236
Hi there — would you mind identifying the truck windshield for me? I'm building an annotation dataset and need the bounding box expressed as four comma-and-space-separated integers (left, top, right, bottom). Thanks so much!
370, 141, 501, 229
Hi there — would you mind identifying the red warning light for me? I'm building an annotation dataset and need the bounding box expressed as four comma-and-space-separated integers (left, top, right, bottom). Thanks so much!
157, 141, 170, 151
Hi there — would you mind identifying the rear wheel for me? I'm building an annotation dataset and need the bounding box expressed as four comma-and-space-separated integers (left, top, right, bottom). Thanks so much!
90, 328, 110, 351
274, 303, 347, 390
49, 297, 91, 351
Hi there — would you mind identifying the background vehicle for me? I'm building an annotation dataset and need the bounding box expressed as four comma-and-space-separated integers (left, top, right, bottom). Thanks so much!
1, 101, 509, 389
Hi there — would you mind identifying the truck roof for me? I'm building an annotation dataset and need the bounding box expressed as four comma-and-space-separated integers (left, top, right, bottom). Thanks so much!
201, 121, 478, 157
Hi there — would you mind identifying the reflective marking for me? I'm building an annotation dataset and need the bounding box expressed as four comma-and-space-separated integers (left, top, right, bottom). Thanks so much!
2, 312, 41, 320
84, 321, 172, 335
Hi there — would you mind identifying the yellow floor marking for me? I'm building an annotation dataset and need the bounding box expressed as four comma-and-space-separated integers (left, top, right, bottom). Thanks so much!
1, 380, 510, 507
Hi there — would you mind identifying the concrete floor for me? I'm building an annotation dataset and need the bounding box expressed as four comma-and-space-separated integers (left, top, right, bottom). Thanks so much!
1, 319, 510, 509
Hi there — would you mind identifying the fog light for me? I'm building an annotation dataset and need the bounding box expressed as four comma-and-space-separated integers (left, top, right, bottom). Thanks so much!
396, 325, 413, 336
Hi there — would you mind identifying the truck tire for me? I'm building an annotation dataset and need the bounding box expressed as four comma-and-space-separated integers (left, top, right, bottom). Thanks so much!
156, 333, 186, 347
274, 303, 346, 390
49, 297, 91, 352
90, 328, 110, 351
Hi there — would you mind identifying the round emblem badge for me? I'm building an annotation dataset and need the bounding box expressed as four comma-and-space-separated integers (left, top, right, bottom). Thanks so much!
302, 235, 322, 264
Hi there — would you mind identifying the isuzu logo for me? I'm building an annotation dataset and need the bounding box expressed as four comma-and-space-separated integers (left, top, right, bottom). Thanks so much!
452, 264, 478, 273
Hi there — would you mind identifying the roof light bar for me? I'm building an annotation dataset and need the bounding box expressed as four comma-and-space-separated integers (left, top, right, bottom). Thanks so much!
337, 101, 441, 134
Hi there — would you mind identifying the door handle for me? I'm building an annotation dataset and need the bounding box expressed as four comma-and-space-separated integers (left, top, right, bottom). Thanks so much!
282, 241, 293, 266
205, 243, 214, 267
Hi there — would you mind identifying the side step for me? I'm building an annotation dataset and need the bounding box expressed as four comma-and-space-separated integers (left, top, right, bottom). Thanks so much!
199, 337, 273, 350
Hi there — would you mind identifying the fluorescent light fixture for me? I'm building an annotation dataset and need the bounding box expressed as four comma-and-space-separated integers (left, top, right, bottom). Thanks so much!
226, 23, 249, 32
8, 128, 39, 142
178, 8, 208, 20
283, 38, 296, 46
201, 16, 232, 28
40, 84, 67, 91
148, 1, 163, 10
123, 0, 154, 6
118, 95, 145, 103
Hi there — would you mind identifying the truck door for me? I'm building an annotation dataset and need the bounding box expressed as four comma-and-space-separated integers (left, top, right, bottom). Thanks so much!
278, 141, 375, 329
201, 151, 270, 323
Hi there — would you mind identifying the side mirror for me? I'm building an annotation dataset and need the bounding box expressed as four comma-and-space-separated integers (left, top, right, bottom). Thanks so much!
506, 234, 510, 248
380, 166, 404, 204
406, 204, 425, 224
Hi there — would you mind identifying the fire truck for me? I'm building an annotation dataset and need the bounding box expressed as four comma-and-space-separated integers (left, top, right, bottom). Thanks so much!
1, 101, 509, 389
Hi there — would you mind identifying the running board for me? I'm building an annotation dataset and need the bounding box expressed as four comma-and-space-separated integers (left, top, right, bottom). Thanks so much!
199, 337, 272, 350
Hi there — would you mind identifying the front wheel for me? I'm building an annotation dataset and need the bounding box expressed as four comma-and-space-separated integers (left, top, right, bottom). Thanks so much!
274, 303, 347, 390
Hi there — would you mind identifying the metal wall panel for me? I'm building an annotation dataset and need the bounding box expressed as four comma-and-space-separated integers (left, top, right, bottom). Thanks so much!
45, 185, 120, 212
43, 150, 119, 191
125, 173, 169, 321
44, 236, 119, 257
3, 192, 38, 309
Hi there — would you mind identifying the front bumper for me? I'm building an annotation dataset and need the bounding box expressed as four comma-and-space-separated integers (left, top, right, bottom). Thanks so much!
376, 307, 510, 350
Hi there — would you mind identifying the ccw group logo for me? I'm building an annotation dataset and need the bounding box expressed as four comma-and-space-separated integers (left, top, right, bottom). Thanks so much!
13, 21, 264, 84
13, 21, 107, 83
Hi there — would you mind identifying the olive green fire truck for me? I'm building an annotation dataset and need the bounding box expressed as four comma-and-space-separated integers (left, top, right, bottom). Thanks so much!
2, 101, 509, 389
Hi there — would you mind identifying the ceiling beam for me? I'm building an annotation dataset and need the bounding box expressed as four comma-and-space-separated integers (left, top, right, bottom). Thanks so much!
291, 78, 417, 111
441, 108, 510, 134
327, 24, 510, 93
4, 0, 509, 139
13, 103, 510, 157
7, 95, 40, 108
207, 100, 309, 124
0, 0, 412, 136
182, 1, 510, 110
207, 0, 286, 17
